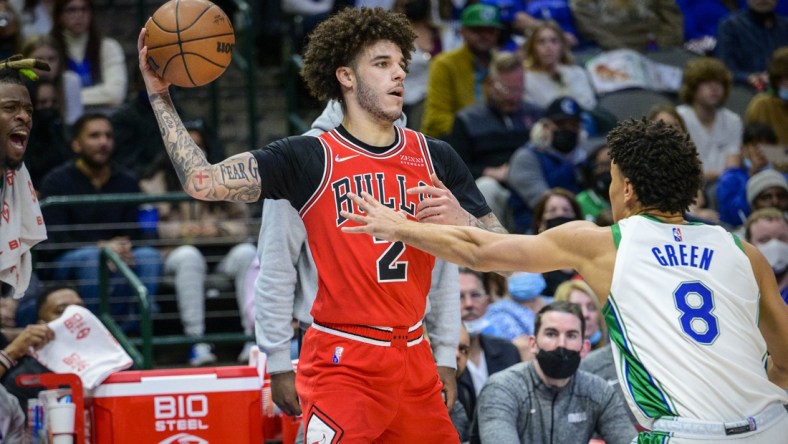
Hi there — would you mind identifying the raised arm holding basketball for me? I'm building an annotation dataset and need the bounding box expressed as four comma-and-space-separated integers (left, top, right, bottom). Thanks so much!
137, 28, 261, 203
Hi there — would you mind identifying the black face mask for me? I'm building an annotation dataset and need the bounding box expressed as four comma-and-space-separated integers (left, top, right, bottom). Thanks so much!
544, 216, 576, 230
551, 129, 578, 153
592, 171, 612, 197
536, 347, 581, 379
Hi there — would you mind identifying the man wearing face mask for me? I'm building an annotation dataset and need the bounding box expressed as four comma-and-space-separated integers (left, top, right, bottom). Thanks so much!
457, 268, 521, 436
474, 301, 637, 444
745, 208, 788, 303
746, 46, 788, 145
508, 96, 586, 233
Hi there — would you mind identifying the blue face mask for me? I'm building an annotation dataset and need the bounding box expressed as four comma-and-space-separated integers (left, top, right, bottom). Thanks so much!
589, 330, 602, 346
779, 87, 788, 102
743, 157, 753, 170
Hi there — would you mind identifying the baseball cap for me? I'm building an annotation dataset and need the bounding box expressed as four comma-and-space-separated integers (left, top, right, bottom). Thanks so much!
545, 96, 582, 122
460, 4, 503, 29
508, 272, 546, 302
747, 169, 788, 206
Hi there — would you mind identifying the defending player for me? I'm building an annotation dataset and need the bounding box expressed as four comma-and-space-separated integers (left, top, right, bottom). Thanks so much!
342, 119, 788, 443
138, 7, 505, 443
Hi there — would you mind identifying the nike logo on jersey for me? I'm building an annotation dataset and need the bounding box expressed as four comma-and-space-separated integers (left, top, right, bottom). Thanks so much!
334, 154, 360, 163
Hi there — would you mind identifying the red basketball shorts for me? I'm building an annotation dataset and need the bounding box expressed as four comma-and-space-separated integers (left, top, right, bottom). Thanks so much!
295, 324, 459, 444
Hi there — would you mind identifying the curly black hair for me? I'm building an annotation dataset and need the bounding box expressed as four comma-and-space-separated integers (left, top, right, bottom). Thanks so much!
301, 7, 416, 102
607, 119, 703, 214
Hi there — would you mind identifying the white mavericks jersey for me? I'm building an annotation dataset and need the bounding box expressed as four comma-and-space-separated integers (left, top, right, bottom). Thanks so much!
606, 215, 788, 429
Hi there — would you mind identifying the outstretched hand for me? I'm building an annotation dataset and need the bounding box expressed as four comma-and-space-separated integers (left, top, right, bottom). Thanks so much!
137, 27, 171, 96
408, 174, 470, 226
340, 192, 409, 241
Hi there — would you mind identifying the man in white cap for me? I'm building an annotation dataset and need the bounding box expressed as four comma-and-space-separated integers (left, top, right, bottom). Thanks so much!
747, 169, 788, 215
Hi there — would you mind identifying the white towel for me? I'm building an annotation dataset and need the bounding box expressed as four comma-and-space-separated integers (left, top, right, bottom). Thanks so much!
32, 305, 133, 390
0, 164, 47, 298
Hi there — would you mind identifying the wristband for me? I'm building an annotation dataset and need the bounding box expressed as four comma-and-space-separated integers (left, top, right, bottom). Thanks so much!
0, 350, 17, 369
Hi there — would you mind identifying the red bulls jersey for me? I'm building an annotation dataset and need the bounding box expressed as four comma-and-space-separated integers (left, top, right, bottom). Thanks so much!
301, 127, 436, 326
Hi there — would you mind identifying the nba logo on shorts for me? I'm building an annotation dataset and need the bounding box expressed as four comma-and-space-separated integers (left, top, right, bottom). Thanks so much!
332, 347, 343, 364
673, 227, 682, 242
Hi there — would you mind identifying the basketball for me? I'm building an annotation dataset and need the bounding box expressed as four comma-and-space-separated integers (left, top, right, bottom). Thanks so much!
144, 0, 235, 87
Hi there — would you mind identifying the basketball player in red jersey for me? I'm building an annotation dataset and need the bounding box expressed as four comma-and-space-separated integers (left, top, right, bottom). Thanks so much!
138, 7, 506, 443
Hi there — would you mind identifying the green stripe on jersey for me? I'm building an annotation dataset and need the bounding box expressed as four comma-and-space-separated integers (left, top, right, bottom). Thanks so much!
731, 233, 744, 252
604, 297, 676, 419
637, 431, 671, 443
611, 223, 621, 249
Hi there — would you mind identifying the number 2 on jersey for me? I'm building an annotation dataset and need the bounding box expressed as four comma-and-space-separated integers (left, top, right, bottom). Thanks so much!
375, 238, 408, 282
672, 281, 719, 344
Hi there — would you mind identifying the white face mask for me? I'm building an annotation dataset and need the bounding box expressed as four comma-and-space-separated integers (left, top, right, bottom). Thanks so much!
464, 318, 491, 335
757, 239, 788, 274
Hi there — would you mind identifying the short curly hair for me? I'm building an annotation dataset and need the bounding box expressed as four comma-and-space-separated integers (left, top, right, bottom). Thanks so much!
607, 119, 703, 214
679, 57, 732, 105
301, 7, 416, 102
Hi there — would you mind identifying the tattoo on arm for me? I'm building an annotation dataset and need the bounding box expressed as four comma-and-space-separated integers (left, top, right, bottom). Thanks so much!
149, 92, 261, 202
469, 212, 508, 234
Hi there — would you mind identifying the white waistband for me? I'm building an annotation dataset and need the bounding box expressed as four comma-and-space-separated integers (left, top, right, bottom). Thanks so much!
311, 322, 424, 348
651, 403, 787, 437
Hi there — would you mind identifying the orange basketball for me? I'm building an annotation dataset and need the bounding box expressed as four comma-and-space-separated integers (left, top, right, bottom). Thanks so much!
144, 0, 234, 87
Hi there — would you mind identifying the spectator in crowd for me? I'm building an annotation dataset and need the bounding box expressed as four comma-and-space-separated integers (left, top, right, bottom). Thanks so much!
716, 0, 788, 89
0, 0, 22, 60
22, 34, 82, 124
446, 51, 542, 226
450, 324, 472, 442
508, 96, 586, 233
10, 0, 53, 39
646, 103, 688, 133
676, 57, 742, 184
421, 3, 502, 138
744, 208, 788, 303
553, 279, 607, 350
456, 268, 521, 440
745, 46, 788, 144
511, 0, 580, 48
0, 285, 78, 410
393, 0, 445, 130
38, 113, 162, 333
570, 0, 684, 52
22, 78, 71, 190
747, 168, 788, 212
51, 0, 126, 112
577, 143, 613, 225
529, 188, 583, 294
717, 122, 779, 227
139, 121, 257, 366
475, 301, 637, 444
521, 20, 596, 111
484, 271, 549, 362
